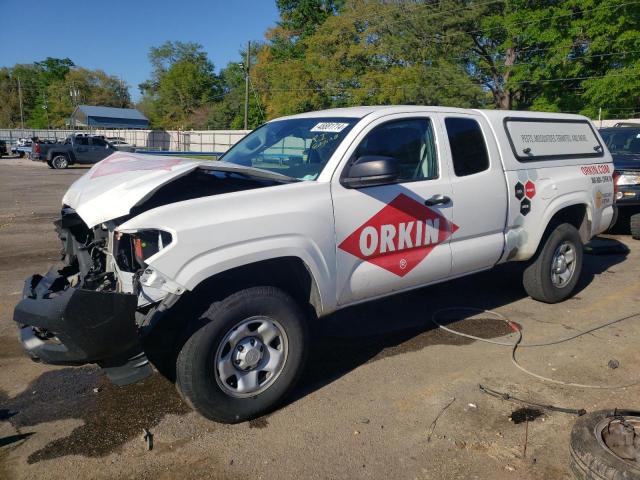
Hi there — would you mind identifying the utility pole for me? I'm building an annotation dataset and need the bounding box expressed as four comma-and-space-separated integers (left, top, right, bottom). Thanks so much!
43, 90, 50, 129
17, 76, 25, 129
598, 107, 602, 128
244, 41, 251, 130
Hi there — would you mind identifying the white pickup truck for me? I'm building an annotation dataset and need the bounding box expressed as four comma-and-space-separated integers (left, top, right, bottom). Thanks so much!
14, 106, 615, 423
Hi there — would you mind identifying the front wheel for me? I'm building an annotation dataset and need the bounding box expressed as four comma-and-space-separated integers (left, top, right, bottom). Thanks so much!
176, 286, 309, 423
523, 222, 583, 303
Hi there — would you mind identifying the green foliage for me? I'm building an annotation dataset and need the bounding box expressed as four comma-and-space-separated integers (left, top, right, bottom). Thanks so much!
3, 1, 640, 129
0, 58, 129, 128
251, 0, 640, 120
138, 41, 221, 128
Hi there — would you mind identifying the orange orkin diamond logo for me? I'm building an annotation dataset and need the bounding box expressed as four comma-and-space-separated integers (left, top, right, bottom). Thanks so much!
338, 194, 459, 277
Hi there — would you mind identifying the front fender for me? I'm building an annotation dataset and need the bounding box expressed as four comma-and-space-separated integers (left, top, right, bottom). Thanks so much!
166, 235, 331, 313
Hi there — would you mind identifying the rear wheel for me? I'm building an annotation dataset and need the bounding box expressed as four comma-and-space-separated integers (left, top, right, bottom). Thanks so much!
51, 155, 69, 169
523, 222, 583, 303
631, 213, 640, 240
176, 286, 308, 423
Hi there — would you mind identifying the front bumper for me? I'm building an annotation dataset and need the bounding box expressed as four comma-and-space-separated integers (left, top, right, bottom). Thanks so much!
13, 269, 152, 385
616, 184, 640, 207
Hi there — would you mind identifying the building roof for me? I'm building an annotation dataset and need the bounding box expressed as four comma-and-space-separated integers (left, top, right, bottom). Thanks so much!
70, 105, 149, 129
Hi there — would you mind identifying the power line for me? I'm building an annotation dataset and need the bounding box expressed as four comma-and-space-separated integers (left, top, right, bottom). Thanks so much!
259, 70, 640, 99
348, 0, 506, 29
248, 76, 266, 124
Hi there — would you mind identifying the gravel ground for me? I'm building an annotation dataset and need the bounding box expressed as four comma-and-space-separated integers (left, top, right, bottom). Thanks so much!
0, 156, 639, 480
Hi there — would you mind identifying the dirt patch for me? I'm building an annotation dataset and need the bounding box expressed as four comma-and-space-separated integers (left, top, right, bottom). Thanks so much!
0, 336, 26, 360
0, 368, 190, 463
248, 417, 269, 429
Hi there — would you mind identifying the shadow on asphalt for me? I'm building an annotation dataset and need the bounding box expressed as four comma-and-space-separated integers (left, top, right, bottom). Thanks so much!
290, 236, 629, 403
0, 236, 629, 461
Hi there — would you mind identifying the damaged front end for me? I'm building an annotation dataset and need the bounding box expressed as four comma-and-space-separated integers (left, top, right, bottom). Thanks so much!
13, 207, 169, 385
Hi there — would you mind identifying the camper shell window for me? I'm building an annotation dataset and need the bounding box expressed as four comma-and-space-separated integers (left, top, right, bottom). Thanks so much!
504, 118, 604, 162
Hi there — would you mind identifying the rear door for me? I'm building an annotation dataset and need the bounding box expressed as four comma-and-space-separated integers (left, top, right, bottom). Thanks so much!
89, 137, 113, 162
332, 113, 456, 305
438, 113, 507, 275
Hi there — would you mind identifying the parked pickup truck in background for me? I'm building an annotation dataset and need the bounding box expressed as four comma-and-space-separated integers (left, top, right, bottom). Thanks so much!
14, 106, 615, 423
11, 138, 33, 158
32, 134, 117, 168
599, 126, 640, 239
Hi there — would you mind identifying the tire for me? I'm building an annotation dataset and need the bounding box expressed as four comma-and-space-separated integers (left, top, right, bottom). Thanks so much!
631, 213, 640, 240
51, 155, 69, 169
18, 151, 25, 158
176, 286, 309, 423
523, 222, 583, 303
570, 409, 640, 480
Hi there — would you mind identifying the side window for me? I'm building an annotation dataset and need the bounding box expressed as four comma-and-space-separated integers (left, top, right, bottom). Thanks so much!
91, 137, 107, 147
445, 117, 489, 176
75, 136, 89, 146
354, 118, 438, 182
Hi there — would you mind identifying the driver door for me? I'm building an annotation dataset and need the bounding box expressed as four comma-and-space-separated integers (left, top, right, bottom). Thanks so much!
331, 113, 455, 306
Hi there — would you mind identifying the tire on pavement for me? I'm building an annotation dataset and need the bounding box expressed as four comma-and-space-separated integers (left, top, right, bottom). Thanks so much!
176, 286, 309, 423
523, 222, 583, 303
570, 409, 640, 480
51, 155, 69, 169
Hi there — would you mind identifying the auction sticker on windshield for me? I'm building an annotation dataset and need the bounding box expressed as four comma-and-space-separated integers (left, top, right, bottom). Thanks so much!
310, 122, 350, 133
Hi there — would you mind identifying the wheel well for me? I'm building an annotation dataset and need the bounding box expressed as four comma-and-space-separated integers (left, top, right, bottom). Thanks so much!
549, 204, 590, 242
190, 257, 321, 318
140, 257, 321, 380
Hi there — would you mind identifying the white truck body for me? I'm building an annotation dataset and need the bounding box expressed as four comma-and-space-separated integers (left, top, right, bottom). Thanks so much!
15, 105, 615, 421
62, 106, 614, 314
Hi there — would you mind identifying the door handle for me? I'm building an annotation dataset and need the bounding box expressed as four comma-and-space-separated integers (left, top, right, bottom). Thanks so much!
424, 194, 451, 206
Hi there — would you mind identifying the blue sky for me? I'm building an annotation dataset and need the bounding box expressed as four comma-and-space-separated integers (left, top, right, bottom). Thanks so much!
0, 0, 280, 100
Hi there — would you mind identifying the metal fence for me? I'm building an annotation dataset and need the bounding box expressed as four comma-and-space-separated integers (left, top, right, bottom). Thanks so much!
0, 128, 251, 154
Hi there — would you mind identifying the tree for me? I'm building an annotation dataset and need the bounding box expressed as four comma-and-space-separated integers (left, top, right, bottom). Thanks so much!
254, 0, 486, 118
46, 68, 131, 127
138, 41, 221, 128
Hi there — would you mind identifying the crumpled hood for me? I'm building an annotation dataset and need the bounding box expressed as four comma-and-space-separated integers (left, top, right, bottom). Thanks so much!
63, 152, 292, 228
63, 153, 203, 227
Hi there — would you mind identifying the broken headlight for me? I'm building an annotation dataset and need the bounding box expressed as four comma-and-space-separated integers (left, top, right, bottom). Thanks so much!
115, 229, 173, 272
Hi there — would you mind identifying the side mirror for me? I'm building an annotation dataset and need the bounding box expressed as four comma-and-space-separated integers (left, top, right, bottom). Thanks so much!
342, 155, 400, 188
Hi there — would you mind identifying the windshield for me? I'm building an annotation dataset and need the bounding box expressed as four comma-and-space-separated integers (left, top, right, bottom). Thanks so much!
220, 117, 358, 180
600, 129, 640, 154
